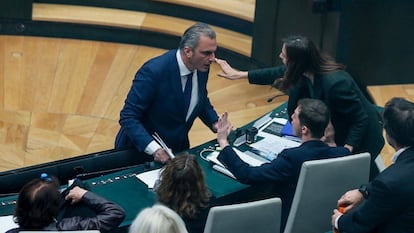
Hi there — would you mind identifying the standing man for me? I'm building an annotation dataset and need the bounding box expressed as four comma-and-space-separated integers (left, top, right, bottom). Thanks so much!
217, 98, 350, 231
115, 22, 219, 163
332, 97, 414, 233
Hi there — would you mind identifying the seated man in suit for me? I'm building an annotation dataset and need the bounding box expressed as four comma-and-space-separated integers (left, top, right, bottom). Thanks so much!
115, 22, 219, 164
216, 98, 350, 231
332, 97, 414, 233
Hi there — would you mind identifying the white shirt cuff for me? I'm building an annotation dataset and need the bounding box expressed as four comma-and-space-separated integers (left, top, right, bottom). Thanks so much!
144, 140, 161, 155
335, 215, 341, 229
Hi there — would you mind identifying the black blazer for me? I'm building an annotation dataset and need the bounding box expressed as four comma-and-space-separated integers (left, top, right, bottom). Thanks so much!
6, 191, 125, 232
248, 67, 384, 179
338, 146, 414, 233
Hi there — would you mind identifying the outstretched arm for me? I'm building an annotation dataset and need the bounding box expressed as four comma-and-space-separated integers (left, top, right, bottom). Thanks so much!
215, 58, 248, 80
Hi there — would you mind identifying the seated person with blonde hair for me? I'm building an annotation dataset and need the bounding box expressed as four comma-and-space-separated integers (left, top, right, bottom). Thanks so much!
129, 204, 188, 233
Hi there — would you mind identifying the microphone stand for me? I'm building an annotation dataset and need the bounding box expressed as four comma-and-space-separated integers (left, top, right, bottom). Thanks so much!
267, 93, 287, 103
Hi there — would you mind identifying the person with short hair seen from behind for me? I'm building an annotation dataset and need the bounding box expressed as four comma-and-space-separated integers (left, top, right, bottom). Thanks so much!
115, 22, 219, 164
331, 97, 414, 233
215, 35, 384, 180
216, 98, 350, 232
129, 204, 188, 233
6, 174, 125, 233
156, 153, 212, 233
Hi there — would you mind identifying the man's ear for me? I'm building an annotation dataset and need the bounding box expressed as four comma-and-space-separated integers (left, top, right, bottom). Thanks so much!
301, 125, 309, 135
183, 46, 192, 58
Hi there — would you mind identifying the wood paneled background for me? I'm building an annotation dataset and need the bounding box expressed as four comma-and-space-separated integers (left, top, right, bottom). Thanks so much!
0, 35, 285, 172
1, 35, 413, 172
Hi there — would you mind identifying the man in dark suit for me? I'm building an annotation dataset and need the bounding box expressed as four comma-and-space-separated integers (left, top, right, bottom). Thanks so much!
115, 23, 219, 163
216, 98, 350, 231
332, 97, 414, 233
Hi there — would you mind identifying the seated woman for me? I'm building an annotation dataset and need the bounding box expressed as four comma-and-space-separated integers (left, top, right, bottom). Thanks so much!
7, 174, 125, 232
155, 154, 213, 233
129, 204, 188, 233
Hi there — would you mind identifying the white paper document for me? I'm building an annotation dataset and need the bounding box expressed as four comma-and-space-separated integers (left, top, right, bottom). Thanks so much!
250, 134, 300, 156
136, 168, 162, 189
0, 215, 18, 232
206, 147, 266, 167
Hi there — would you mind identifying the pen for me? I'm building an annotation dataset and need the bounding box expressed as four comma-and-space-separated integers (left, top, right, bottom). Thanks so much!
152, 132, 175, 159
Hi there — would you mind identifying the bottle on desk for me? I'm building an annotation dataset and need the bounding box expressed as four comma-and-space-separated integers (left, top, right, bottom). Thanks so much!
246, 127, 258, 144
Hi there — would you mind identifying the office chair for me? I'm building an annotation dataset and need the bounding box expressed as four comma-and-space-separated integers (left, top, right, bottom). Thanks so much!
21, 231, 100, 233
283, 152, 371, 233
203, 197, 282, 233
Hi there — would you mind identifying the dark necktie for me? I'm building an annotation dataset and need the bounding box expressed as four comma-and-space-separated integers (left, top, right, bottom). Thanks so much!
183, 72, 193, 114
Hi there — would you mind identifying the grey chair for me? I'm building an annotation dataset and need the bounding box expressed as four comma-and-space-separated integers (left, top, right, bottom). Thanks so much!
283, 152, 371, 233
21, 231, 100, 233
203, 197, 282, 233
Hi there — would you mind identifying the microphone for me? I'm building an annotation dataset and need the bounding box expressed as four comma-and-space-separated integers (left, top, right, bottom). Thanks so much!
267, 93, 287, 103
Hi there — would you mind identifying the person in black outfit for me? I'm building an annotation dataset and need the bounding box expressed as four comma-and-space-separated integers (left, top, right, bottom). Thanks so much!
6, 174, 125, 232
215, 35, 384, 180
332, 97, 414, 233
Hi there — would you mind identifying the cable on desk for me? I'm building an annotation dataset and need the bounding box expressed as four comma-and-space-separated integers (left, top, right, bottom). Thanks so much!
199, 148, 216, 162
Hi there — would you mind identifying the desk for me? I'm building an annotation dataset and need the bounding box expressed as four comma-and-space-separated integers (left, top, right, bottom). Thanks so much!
0, 102, 289, 232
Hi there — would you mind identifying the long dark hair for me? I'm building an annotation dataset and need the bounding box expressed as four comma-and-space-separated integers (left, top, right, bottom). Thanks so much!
156, 153, 211, 218
274, 35, 345, 91
14, 175, 61, 229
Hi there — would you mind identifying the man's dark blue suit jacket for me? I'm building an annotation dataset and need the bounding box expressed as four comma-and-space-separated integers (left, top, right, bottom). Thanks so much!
218, 140, 350, 231
115, 49, 218, 153
339, 146, 414, 233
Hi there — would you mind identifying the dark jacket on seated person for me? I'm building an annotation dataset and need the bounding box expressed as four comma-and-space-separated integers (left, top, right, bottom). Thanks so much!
218, 140, 350, 231
338, 146, 414, 233
6, 191, 125, 233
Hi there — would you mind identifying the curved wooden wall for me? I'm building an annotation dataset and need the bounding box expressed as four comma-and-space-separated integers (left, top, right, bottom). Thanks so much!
0, 0, 267, 171
0, 35, 286, 171
31, 3, 252, 57
1, 0, 412, 172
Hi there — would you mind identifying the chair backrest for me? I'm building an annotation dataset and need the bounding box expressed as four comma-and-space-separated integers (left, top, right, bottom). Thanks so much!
203, 197, 282, 233
283, 152, 371, 233
21, 231, 100, 233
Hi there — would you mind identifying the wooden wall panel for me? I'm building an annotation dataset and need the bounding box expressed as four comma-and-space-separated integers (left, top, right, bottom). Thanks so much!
1, 35, 411, 172
90, 44, 137, 118
3, 36, 24, 111
0, 36, 281, 171
77, 43, 119, 116
31, 37, 61, 113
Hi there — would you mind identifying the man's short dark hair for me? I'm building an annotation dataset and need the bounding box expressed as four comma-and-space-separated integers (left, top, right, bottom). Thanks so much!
383, 97, 414, 147
179, 22, 216, 51
14, 176, 61, 229
297, 98, 330, 138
